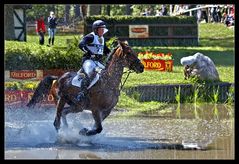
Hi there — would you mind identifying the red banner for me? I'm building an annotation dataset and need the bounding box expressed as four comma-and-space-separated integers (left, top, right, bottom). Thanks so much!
5, 69, 78, 108
5, 90, 55, 107
5, 70, 43, 81
10, 70, 37, 79
141, 59, 173, 71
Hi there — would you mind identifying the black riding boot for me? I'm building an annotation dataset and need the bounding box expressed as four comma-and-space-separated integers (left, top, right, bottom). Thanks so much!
76, 77, 90, 102
52, 37, 54, 45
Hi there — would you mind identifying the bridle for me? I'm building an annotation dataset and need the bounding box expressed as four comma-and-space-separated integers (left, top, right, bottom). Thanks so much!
106, 40, 142, 91
119, 45, 141, 91
120, 69, 134, 91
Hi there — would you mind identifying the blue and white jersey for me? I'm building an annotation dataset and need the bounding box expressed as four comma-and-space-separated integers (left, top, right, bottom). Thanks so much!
86, 32, 104, 55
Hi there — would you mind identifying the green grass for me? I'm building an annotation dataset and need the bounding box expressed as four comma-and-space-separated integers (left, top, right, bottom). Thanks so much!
122, 66, 234, 88
26, 34, 81, 48
199, 23, 234, 48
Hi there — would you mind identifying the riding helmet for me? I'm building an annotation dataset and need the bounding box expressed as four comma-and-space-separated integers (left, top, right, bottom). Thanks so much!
92, 20, 106, 31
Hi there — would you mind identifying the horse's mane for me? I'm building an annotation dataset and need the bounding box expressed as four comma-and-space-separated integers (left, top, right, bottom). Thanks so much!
105, 39, 129, 68
105, 41, 122, 69
98, 40, 126, 85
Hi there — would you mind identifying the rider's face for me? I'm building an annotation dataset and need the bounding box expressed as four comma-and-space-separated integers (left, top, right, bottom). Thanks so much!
97, 28, 104, 37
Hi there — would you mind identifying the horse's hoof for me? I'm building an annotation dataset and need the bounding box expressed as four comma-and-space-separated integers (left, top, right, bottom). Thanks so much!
54, 126, 60, 133
79, 128, 88, 135
86, 130, 97, 136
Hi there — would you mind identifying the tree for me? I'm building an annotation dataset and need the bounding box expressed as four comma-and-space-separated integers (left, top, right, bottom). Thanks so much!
88, 4, 101, 15
47, 5, 55, 15
106, 5, 110, 16
74, 4, 81, 20
81, 4, 87, 18
126, 4, 132, 15
64, 4, 70, 25
4, 4, 15, 40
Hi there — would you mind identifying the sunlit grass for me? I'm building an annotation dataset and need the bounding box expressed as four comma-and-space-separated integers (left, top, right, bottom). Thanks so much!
199, 23, 234, 48
26, 34, 81, 48
123, 66, 234, 88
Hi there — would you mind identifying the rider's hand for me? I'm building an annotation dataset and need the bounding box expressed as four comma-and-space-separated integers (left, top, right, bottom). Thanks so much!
88, 51, 95, 58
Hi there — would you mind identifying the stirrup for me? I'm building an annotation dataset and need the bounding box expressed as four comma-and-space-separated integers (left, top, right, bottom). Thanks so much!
79, 73, 86, 79
76, 92, 86, 102
77, 69, 86, 79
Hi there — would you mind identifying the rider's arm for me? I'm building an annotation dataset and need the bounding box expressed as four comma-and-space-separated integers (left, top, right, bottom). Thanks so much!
79, 34, 94, 54
103, 43, 111, 56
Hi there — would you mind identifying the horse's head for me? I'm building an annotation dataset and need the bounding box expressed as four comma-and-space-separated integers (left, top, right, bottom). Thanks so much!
117, 40, 144, 73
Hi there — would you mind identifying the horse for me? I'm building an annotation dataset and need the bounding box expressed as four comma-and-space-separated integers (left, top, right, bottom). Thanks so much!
27, 40, 144, 136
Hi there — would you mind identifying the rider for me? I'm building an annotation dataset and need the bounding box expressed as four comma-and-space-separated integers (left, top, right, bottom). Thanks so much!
76, 20, 111, 102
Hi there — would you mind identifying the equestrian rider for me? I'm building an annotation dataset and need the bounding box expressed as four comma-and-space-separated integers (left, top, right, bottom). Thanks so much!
76, 20, 111, 102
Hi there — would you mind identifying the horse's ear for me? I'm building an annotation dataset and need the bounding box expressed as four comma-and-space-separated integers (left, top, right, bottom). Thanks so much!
123, 40, 129, 46
119, 40, 129, 47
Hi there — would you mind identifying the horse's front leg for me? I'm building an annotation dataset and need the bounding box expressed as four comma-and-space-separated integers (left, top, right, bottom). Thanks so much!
53, 98, 66, 132
79, 109, 103, 136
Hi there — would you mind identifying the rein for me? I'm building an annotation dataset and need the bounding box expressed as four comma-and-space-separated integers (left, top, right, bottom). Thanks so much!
119, 69, 134, 91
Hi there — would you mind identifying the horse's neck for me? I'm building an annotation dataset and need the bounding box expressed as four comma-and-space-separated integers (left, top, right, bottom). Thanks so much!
103, 58, 124, 89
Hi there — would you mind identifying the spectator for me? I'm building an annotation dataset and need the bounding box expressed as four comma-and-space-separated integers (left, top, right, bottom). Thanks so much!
142, 8, 150, 16
197, 7, 202, 22
224, 5, 234, 27
201, 5, 208, 23
161, 5, 168, 16
47, 11, 57, 46
36, 15, 46, 45
216, 6, 222, 23
155, 9, 161, 16
224, 13, 234, 27
211, 6, 217, 22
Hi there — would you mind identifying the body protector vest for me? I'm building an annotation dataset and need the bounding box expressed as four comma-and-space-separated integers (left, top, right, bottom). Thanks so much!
86, 32, 104, 55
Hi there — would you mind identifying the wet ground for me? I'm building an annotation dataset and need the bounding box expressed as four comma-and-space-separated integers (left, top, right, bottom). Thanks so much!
5, 104, 234, 159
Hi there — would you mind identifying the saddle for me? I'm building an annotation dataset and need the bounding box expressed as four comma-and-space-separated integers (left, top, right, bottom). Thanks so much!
72, 68, 101, 89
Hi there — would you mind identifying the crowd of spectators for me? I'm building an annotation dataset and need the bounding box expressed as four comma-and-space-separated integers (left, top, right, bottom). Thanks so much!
141, 4, 234, 27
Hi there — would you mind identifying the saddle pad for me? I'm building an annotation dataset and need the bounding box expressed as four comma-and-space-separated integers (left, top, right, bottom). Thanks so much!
72, 74, 82, 88
71, 73, 100, 89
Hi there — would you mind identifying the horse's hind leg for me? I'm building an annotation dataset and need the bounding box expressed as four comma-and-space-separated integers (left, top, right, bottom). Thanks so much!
53, 98, 66, 132
61, 106, 71, 128
61, 105, 79, 128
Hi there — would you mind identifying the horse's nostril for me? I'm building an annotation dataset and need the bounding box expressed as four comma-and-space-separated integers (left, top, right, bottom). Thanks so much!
139, 66, 144, 72
141, 65, 144, 70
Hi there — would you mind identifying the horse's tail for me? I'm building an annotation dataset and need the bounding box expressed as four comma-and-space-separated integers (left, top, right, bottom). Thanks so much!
26, 75, 58, 108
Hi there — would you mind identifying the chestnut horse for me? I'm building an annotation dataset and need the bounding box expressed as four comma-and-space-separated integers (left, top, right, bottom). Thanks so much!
27, 40, 144, 136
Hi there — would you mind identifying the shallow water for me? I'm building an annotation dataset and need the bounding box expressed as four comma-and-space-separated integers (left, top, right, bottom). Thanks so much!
5, 104, 234, 159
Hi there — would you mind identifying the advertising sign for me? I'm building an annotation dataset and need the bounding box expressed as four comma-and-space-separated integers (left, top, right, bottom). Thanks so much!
129, 25, 149, 38
5, 90, 55, 107
5, 70, 43, 81
141, 59, 173, 72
